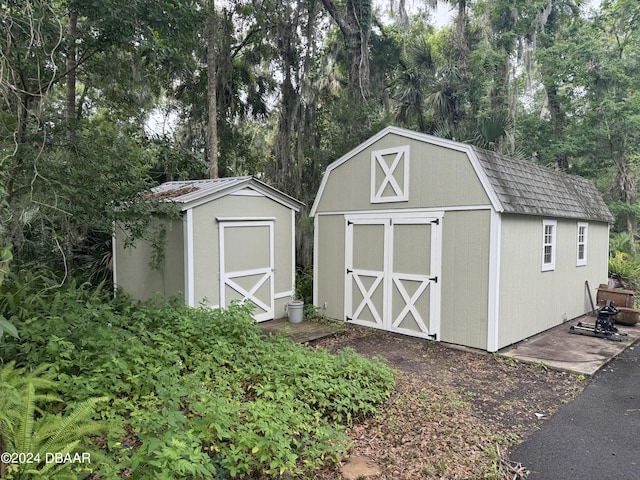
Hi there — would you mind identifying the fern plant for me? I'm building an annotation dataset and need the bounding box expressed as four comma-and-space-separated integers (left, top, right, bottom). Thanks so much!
0, 362, 110, 479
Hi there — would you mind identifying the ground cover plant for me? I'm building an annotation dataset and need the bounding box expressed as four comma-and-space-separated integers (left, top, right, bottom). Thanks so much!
0, 272, 395, 478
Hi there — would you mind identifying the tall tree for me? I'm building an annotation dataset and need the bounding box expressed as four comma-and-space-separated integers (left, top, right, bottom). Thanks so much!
207, 0, 219, 178
320, 0, 373, 99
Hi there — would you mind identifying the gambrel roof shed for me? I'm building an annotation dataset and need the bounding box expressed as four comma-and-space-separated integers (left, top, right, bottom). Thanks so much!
311, 126, 613, 352
114, 176, 303, 322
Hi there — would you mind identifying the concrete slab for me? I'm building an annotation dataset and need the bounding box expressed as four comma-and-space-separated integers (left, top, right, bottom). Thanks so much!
499, 315, 640, 376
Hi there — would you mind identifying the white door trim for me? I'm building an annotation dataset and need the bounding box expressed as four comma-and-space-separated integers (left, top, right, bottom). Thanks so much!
345, 213, 442, 339
219, 220, 274, 322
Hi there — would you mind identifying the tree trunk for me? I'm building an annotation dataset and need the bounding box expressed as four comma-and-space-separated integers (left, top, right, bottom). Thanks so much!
65, 9, 78, 140
320, 0, 371, 99
207, 0, 218, 179
545, 83, 569, 171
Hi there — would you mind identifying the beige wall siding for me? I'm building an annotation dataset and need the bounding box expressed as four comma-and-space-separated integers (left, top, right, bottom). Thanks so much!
115, 191, 296, 321
190, 194, 295, 317
440, 210, 491, 350
315, 134, 490, 213
114, 217, 185, 301
497, 215, 609, 348
314, 214, 346, 319
164, 218, 186, 298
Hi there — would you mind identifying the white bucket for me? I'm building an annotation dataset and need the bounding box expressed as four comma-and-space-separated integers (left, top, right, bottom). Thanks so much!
287, 301, 304, 323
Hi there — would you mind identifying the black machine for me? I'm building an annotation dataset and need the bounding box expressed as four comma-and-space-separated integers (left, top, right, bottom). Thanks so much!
569, 300, 628, 341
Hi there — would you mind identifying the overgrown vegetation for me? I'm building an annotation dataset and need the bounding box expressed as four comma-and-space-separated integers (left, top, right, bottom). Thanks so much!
608, 232, 640, 294
0, 272, 395, 478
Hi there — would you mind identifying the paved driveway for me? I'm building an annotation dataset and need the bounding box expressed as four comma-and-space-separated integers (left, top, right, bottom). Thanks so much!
510, 341, 640, 480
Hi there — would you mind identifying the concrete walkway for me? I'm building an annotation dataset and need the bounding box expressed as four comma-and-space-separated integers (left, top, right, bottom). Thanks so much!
499, 315, 640, 376
510, 341, 640, 479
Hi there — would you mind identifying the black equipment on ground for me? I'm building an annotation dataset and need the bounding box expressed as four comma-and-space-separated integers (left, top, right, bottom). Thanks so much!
569, 300, 628, 341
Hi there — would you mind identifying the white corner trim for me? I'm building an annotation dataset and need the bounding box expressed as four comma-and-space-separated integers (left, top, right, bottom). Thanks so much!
313, 214, 319, 307
486, 210, 502, 352
291, 209, 296, 299
184, 209, 195, 307
111, 223, 118, 295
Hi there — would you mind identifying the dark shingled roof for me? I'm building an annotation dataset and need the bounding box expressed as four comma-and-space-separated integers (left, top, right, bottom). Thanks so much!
472, 147, 614, 223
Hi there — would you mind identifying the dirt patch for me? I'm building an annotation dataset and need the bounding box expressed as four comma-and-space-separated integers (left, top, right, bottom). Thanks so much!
310, 324, 587, 479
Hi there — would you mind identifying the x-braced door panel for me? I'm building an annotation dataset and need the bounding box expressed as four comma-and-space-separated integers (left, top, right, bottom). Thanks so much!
220, 221, 274, 322
345, 215, 441, 339
345, 220, 387, 329
390, 220, 437, 336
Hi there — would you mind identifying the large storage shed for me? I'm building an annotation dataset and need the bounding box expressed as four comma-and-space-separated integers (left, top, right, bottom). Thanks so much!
310, 126, 614, 352
113, 176, 303, 321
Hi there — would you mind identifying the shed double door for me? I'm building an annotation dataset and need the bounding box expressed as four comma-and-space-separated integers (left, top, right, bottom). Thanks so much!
345, 215, 441, 339
219, 220, 274, 322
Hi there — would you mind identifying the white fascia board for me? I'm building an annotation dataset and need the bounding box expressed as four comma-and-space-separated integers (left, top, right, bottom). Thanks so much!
309, 125, 505, 216
486, 210, 502, 352
180, 181, 303, 213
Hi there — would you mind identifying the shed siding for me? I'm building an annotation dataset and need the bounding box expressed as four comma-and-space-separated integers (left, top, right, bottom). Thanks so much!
315, 134, 491, 214
314, 214, 346, 320
190, 194, 294, 317
497, 215, 609, 348
114, 217, 185, 301
440, 210, 491, 350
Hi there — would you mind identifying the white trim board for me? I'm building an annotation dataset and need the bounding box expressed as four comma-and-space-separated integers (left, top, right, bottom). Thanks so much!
315, 205, 493, 217
184, 208, 195, 307
486, 210, 502, 352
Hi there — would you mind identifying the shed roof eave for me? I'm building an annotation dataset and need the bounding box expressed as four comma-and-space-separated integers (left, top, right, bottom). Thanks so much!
153, 177, 303, 212
499, 209, 614, 224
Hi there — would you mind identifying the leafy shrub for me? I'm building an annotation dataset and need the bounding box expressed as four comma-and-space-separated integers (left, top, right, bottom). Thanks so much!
0, 272, 395, 478
295, 266, 314, 304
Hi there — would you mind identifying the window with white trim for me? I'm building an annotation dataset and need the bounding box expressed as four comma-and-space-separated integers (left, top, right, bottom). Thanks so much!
576, 222, 588, 266
542, 219, 557, 271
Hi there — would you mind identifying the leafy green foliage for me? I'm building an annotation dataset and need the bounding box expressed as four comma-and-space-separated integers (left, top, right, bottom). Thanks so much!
0, 272, 395, 478
0, 362, 109, 479
609, 251, 640, 289
0, 243, 18, 340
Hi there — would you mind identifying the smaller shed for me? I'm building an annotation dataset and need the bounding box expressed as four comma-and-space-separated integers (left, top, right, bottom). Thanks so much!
113, 176, 303, 321
311, 126, 614, 352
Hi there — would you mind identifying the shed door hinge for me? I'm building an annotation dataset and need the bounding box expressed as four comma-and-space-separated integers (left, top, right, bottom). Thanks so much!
346, 316, 352, 321
431, 218, 440, 225
428, 333, 437, 340
347, 268, 353, 274
429, 276, 438, 283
